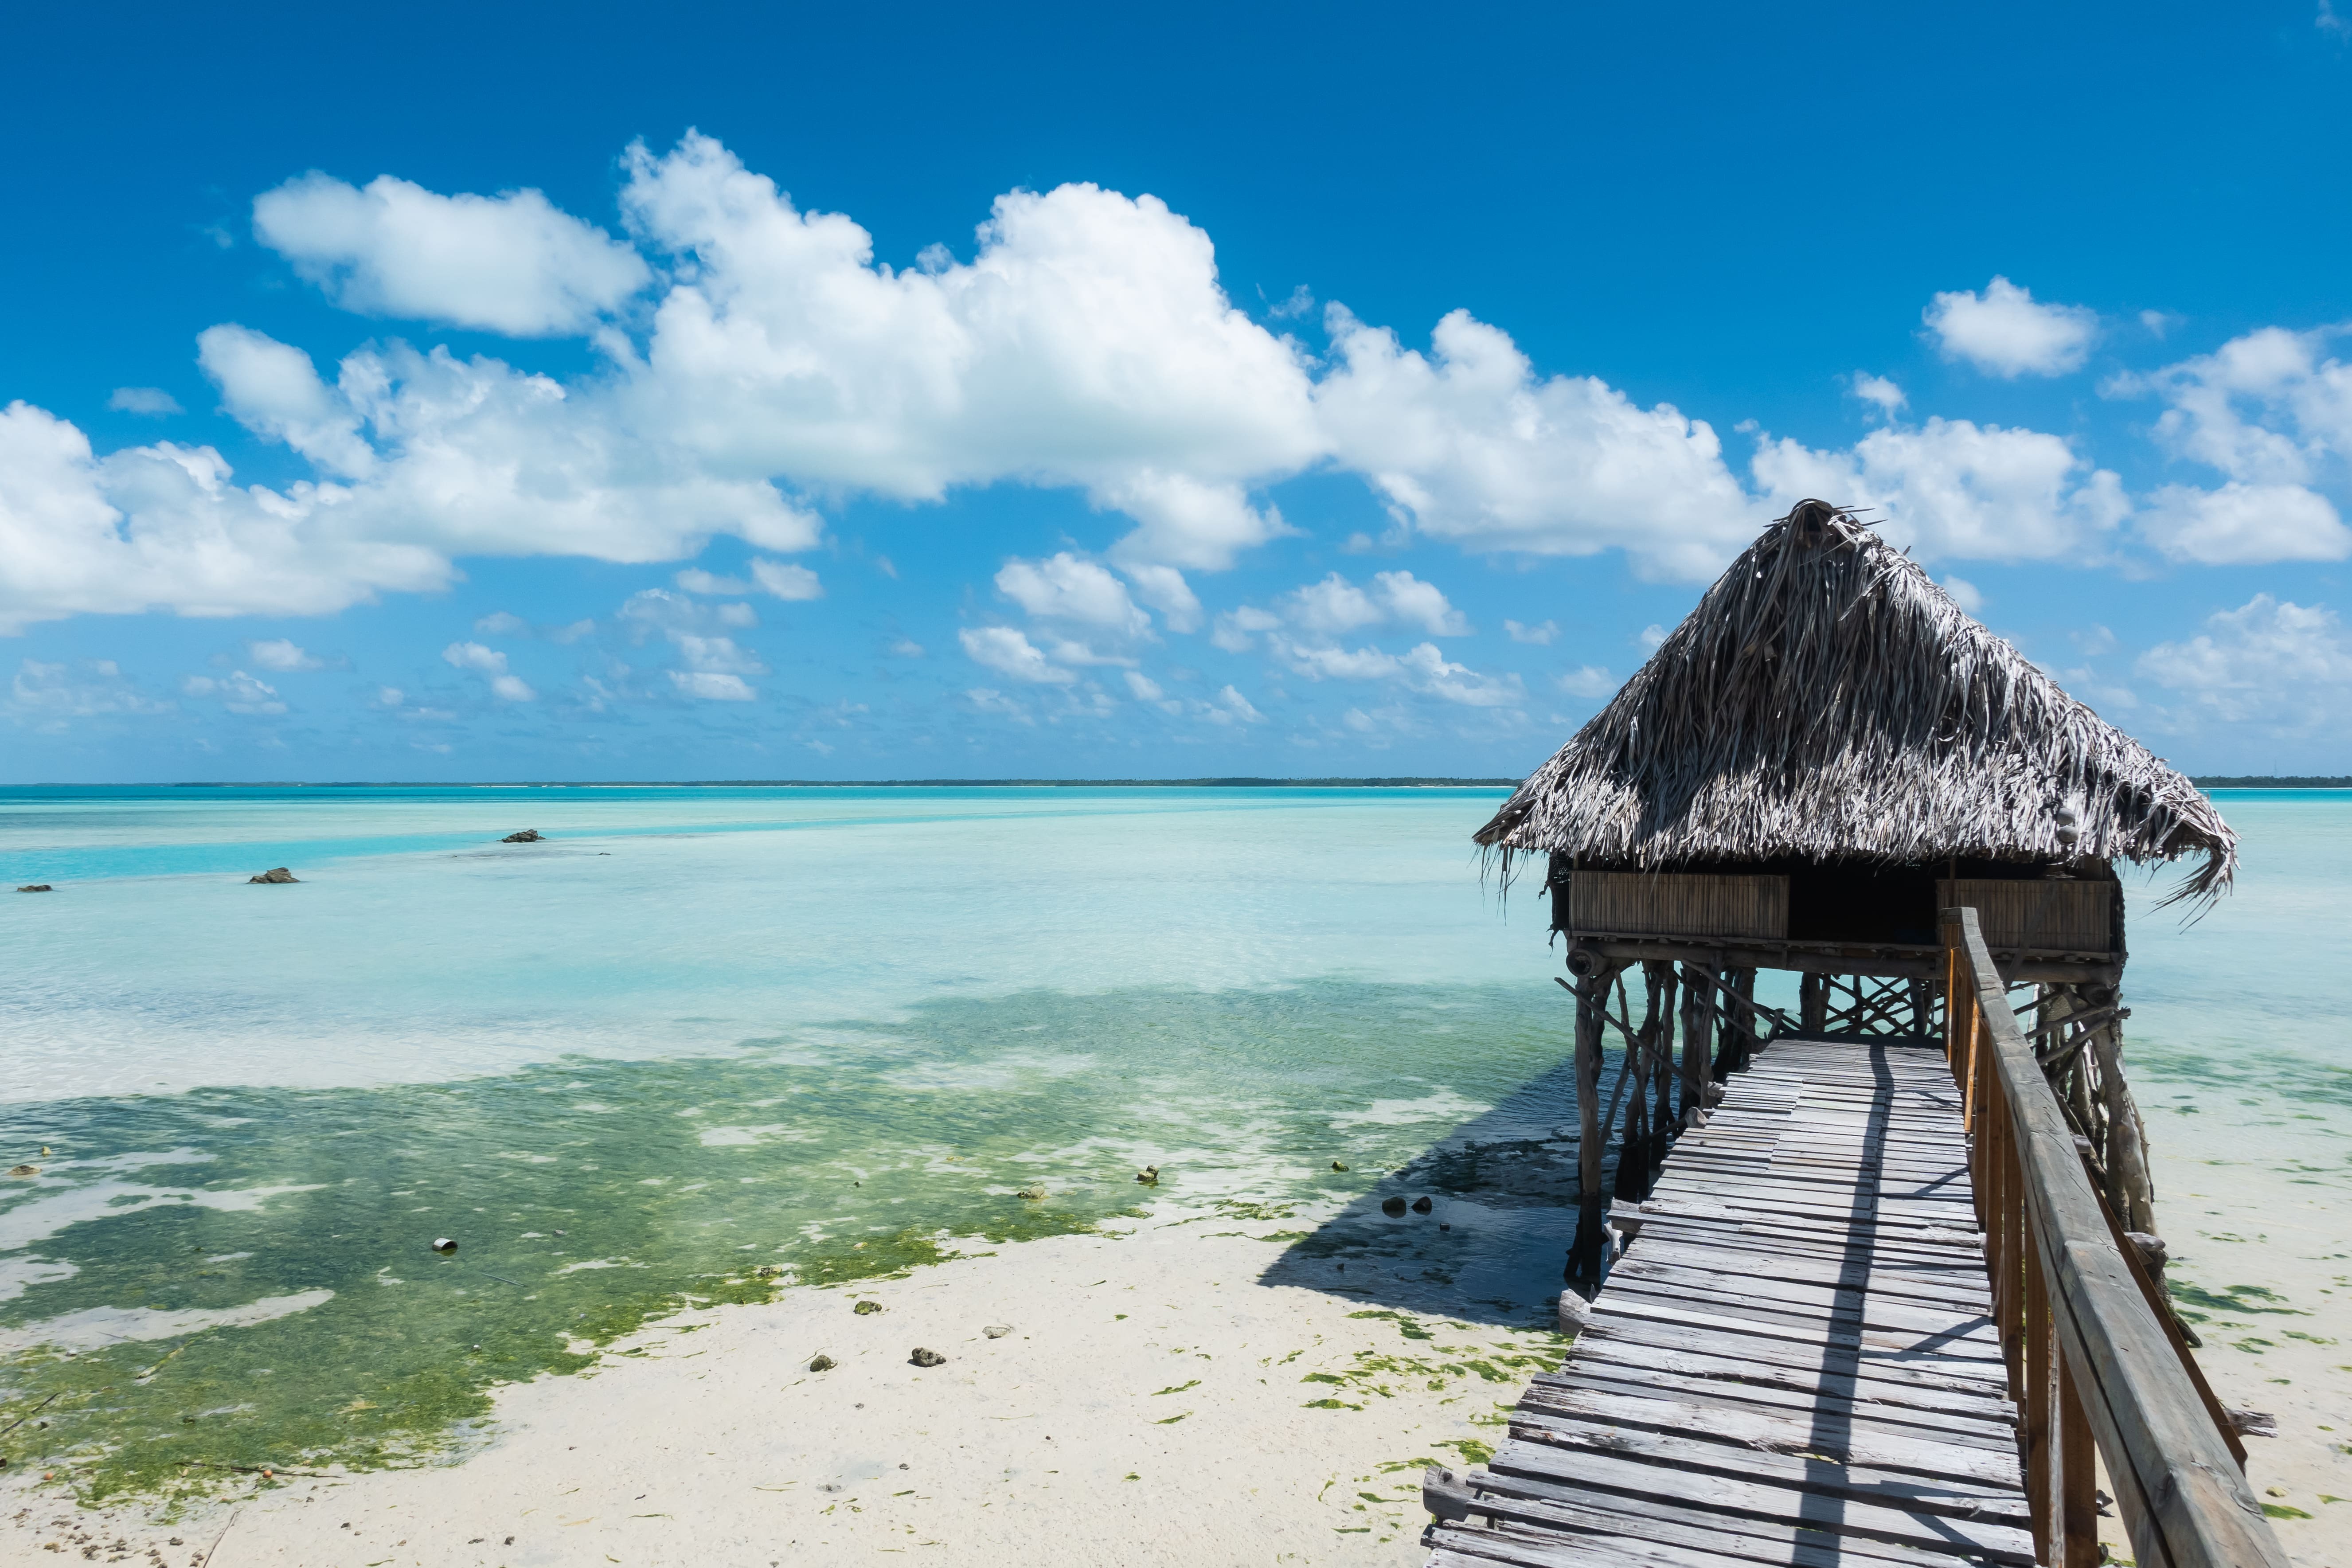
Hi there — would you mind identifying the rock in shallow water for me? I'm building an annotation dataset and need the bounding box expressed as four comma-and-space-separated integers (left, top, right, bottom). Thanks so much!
501, 830, 544, 843
248, 867, 299, 884
16, 884, 52, 892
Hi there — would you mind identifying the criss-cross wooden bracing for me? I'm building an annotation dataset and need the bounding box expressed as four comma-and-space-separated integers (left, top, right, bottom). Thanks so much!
1476, 501, 2235, 1283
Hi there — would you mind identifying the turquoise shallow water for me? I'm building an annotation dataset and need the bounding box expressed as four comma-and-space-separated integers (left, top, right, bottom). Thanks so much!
0, 785, 2344, 1500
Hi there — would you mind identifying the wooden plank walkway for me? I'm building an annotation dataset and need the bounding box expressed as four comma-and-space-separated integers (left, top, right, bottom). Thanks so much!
1425, 1035, 2034, 1568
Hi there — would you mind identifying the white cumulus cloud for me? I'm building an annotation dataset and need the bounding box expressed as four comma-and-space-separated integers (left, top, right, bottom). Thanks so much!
2137, 595, 2352, 725
1752, 417, 2125, 561
183, 670, 286, 714
1272, 636, 1521, 707
1316, 306, 1759, 580
442, 640, 535, 701
246, 637, 323, 671
253, 172, 652, 336
995, 553, 1149, 634
959, 626, 1076, 684
1925, 277, 2097, 378
2137, 483, 2351, 564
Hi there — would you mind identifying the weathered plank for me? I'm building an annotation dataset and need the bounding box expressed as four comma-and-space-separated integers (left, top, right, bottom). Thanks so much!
1512, 1384, 2022, 1484
1422, 1036, 2031, 1568
1459, 1464, 2018, 1568
1537, 1362, 2021, 1451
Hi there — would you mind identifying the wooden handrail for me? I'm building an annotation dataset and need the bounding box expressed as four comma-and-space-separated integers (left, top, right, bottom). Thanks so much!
1941, 907, 2286, 1568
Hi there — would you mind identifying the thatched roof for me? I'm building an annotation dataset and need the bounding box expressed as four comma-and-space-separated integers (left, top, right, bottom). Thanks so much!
1476, 501, 2236, 903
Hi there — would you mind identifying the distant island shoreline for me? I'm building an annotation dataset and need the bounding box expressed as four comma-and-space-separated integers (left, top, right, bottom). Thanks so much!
149, 777, 1525, 789
12, 775, 2346, 790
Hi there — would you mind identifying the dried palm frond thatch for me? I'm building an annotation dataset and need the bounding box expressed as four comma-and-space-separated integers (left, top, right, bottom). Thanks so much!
1476, 501, 2236, 905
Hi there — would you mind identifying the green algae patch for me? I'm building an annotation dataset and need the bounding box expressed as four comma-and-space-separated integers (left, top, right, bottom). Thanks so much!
1347, 1309, 1436, 1341
3, 979, 1585, 1507
788, 1231, 958, 1289
2169, 1280, 2306, 1323
1430, 1438, 1492, 1465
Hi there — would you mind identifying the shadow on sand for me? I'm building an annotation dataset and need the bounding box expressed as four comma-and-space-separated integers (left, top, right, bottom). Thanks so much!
1257, 1046, 1635, 1329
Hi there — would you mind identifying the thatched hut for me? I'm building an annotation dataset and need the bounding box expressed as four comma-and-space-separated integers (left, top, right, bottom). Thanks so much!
1482, 500, 2233, 1275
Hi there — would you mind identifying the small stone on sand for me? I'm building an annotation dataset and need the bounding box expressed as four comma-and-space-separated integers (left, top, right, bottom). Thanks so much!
808, 1354, 836, 1372
982, 1324, 1012, 1338
852, 1299, 882, 1315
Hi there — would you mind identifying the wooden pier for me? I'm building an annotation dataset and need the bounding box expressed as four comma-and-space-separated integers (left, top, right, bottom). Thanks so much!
1425, 1033, 2036, 1568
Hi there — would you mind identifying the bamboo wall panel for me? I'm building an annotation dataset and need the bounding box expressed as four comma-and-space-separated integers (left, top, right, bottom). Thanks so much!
1936, 879, 2113, 954
1570, 872, 1789, 940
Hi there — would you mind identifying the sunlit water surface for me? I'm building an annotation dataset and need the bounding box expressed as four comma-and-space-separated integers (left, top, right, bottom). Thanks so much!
0, 786, 2341, 1499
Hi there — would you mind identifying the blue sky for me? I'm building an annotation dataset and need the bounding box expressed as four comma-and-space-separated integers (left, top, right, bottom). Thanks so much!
5, 1, 2351, 782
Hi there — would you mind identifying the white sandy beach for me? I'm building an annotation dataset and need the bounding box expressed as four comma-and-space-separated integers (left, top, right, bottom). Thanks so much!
1, 1208, 1556, 1567
2129, 1114, 2352, 1566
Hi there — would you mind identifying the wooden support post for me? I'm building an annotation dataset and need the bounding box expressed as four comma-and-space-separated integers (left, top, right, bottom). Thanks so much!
1650, 961, 1679, 1164
2095, 1013, 2157, 1235
1800, 971, 1827, 1033
1569, 964, 1612, 1284
1732, 968, 1756, 1065
1679, 963, 1714, 1127
1613, 962, 1668, 1201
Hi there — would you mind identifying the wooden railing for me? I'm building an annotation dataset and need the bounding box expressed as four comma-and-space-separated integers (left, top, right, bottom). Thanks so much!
1941, 907, 2286, 1568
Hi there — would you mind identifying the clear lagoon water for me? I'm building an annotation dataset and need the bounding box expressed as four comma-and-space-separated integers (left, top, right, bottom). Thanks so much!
0, 785, 2343, 1500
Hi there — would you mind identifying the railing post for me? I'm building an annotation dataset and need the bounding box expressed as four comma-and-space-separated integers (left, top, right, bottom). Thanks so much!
2055, 1341, 2099, 1566
1997, 1080, 2024, 1405
2024, 1209, 2054, 1558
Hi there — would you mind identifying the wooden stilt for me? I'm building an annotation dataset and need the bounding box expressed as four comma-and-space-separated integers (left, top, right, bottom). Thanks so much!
1799, 971, 1827, 1033
1678, 962, 1714, 1127
1649, 961, 1679, 1167
1568, 961, 1619, 1284
2097, 1013, 2157, 1234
